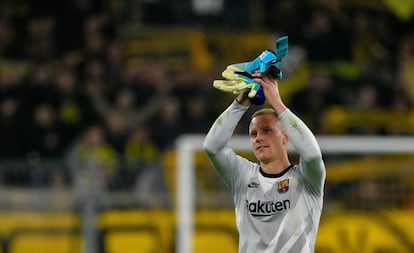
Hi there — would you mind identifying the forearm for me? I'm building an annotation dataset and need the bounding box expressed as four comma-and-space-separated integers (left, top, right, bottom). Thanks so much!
128, 95, 163, 126
280, 109, 325, 193
268, 96, 287, 116
279, 109, 322, 161
203, 100, 249, 154
91, 92, 111, 119
203, 100, 251, 191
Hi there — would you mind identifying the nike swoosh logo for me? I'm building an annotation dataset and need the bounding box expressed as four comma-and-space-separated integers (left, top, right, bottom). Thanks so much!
248, 182, 259, 188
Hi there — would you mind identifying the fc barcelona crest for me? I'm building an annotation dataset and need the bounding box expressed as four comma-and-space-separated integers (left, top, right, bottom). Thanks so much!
277, 179, 289, 193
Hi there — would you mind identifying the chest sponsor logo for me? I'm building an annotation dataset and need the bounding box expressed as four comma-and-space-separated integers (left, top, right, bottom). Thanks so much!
246, 199, 290, 217
277, 179, 289, 193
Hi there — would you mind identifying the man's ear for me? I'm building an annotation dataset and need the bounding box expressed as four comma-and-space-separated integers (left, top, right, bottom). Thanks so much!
282, 131, 289, 145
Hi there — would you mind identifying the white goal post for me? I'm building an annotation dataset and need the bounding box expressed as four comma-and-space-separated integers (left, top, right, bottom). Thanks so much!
175, 134, 414, 253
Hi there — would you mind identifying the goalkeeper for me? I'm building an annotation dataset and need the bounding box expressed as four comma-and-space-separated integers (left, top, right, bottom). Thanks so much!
203, 46, 326, 252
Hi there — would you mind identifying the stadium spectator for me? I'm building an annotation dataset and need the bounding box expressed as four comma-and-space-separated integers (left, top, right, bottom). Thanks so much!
26, 16, 57, 61
0, 97, 23, 157
86, 70, 171, 150
0, 0, 412, 195
24, 102, 66, 157
21, 62, 56, 109
124, 125, 161, 182
151, 95, 185, 151
66, 124, 120, 189
396, 32, 414, 104
300, 5, 351, 62
126, 125, 170, 206
0, 64, 26, 157
50, 65, 98, 146
182, 94, 216, 133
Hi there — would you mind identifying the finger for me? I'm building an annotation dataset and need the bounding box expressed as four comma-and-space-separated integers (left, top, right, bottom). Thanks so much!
222, 65, 244, 80
248, 89, 257, 98
253, 77, 265, 87
251, 72, 262, 78
261, 75, 271, 84
246, 82, 261, 98
213, 80, 248, 93
213, 80, 234, 92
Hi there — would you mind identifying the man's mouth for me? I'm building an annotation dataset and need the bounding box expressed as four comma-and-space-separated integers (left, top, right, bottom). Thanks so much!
256, 145, 267, 151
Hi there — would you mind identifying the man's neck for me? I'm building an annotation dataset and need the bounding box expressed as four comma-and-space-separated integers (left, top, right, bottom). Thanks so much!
260, 159, 291, 175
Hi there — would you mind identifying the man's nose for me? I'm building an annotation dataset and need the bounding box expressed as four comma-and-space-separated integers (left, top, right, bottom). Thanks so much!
255, 132, 264, 141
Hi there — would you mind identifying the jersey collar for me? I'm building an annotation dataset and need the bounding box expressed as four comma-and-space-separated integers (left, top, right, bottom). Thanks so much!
259, 164, 294, 178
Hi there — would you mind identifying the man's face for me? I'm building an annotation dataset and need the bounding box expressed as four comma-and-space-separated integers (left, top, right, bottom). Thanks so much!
249, 114, 287, 164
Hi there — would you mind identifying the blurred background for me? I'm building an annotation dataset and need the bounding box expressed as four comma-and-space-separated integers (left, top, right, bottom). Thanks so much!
0, 0, 414, 252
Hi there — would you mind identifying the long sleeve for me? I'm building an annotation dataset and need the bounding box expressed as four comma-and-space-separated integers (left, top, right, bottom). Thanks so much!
204, 100, 248, 153
203, 100, 253, 191
279, 109, 326, 194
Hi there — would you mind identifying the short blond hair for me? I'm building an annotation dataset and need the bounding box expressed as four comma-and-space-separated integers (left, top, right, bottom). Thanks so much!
251, 108, 285, 131
252, 108, 278, 120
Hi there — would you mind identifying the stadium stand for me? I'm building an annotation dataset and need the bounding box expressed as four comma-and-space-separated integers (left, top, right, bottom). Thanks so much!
316, 211, 412, 252
104, 230, 158, 253
0, 0, 413, 252
9, 233, 81, 253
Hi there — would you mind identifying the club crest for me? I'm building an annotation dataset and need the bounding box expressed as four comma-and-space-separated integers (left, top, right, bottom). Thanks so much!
277, 179, 289, 193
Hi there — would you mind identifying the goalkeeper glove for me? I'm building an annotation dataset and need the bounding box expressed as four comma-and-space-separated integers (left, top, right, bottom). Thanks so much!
213, 63, 261, 98
242, 35, 288, 79
212, 50, 281, 100
213, 36, 289, 104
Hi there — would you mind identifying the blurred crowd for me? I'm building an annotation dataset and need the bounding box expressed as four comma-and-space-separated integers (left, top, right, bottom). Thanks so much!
0, 0, 413, 197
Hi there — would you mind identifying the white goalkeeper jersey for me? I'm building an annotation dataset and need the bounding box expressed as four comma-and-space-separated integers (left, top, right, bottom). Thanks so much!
203, 101, 326, 253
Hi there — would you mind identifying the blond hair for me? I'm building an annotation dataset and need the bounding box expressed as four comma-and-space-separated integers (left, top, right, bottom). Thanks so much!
252, 108, 278, 120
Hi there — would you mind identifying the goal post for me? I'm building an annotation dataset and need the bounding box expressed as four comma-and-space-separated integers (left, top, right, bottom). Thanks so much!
175, 134, 414, 253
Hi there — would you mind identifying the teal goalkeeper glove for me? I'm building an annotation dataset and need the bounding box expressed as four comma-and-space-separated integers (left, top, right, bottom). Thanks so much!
213, 36, 289, 100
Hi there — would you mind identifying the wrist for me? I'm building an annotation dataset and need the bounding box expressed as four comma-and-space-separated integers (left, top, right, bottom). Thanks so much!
271, 100, 287, 115
235, 94, 250, 106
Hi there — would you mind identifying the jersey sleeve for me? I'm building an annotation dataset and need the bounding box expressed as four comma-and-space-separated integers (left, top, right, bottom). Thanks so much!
278, 109, 326, 195
203, 100, 253, 193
